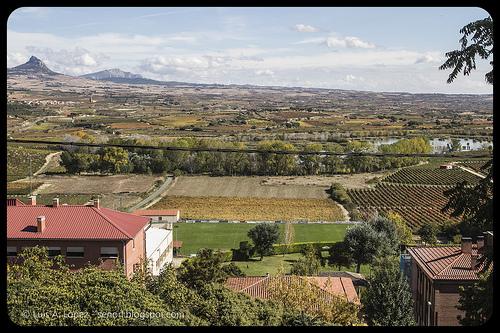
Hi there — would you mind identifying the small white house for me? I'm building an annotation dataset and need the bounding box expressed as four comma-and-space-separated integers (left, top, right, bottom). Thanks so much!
440, 164, 453, 170
145, 226, 173, 276
133, 209, 180, 230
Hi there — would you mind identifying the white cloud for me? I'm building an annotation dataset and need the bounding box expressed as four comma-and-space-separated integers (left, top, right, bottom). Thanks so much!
255, 69, 274, 76
415, 52, 442, 64
20, 46, 109, 75
294, 24, 319, 33
326, 36, 375, 49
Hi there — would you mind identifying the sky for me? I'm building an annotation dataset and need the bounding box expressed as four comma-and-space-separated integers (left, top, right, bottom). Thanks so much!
7, 7, 493, 94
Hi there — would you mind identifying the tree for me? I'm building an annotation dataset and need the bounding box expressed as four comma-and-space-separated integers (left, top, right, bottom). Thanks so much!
327, 241, 354, 271
268, 274, 361, 325
344, 223, 383, 273
7, 247, 180, 326
450, 138, 462, 152
384, 211, 413, 245
369, 216, 400, 256
418, 222, 438, 245
439, 16, 493, 84
177, 248, 236, 290
282, 221, 295, 257
248, 223, 280, 260
456, 269, 493, 325
300, 143, 323, 175
442, 160, 493, 236
290, 244, 321, 276
100, 147, 130, 174
362, 256, 416, 326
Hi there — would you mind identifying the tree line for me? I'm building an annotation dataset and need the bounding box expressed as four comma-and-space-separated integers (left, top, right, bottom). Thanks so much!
59, 136, 432, 176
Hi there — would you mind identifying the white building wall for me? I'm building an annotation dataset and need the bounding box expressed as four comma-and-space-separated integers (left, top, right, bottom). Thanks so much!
145, 227, 173, 276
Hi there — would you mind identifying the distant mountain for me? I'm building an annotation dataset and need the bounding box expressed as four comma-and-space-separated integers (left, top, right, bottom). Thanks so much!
79, 68, 214, 87
80, 68, 144, 80
8, 56, 59, 75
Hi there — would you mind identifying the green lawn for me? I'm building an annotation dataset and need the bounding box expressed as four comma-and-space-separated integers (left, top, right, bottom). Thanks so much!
230, 253, 371, 277
174, 222, 352, 255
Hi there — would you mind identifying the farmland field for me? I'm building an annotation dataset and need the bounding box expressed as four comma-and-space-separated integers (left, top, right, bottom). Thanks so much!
347, 183, 459, 231
166, 176, 330, 198
153, 196, 346, 222
174, 222, 351, 255
7, 146, 54, 182
8, 193, 94, 205
7, 182, 44, 195
457, 160, 490, 175
382, 167, 481, 185
34, 174, 163, 194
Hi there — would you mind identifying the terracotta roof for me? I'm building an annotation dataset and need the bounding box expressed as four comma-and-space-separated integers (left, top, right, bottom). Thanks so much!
225, 276, 359, 304
132, 209, 179, 216
407, 245, 489, 281
7, 204, 149, 240
173, 240, 183, 248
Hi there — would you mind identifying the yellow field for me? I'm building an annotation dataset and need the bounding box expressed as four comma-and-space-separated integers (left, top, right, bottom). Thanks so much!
152, 195, 345, 221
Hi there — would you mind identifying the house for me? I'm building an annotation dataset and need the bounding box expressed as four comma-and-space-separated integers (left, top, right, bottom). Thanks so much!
405, 233, 493, 326
7, 196, 150, 278
440, 164, 453, 169
132, 209, 180, 230
145, 226, 173, 275
225, 275, 360, 305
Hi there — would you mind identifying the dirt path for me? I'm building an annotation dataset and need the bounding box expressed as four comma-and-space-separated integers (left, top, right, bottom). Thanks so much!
127, 176, 176, 212
451, 162, 486, 179
11, 151, 62, 183
336, 202, 350, 221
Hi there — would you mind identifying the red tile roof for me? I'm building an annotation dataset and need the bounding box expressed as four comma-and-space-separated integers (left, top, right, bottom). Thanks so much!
7, 204, 149, 240
407, 245, 489, 281
132, 209, 179, 216
225, 276, 359, 304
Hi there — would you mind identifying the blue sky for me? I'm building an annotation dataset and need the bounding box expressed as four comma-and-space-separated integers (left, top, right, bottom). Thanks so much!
7, 7, 492, 93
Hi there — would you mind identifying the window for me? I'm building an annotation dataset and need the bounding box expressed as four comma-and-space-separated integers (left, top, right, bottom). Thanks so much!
48, 247, 62, 257
158, 216, 162, 221
7, 246, 17, 256
100, 247, 119, 258
66, 247, 84, 257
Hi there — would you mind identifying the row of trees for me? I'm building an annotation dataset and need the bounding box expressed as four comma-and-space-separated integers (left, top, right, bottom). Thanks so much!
58, 137, 431, 176
8, 246, 361, 326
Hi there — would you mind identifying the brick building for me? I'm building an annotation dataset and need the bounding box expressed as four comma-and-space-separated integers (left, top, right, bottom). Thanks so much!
7, 197, 150, 278
405, 233, 493, 326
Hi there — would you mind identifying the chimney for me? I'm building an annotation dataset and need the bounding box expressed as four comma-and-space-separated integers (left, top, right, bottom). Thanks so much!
28, 195, 37, 206
94, 198, 100, 209
471, 254, 478, 270
476, 236, 485, 254
485, 231, 493, 254
52, 197, 59, 207
37, 216, 46, 233
461, 237, 472, 254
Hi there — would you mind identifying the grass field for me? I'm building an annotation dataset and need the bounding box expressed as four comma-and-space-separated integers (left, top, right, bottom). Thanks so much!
230, 253, 371, 276
154, 196, 346, 222
174, 222, 351, 255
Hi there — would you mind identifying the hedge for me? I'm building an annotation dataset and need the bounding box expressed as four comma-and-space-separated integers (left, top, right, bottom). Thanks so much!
272, 241, 339, 255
